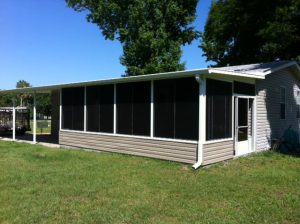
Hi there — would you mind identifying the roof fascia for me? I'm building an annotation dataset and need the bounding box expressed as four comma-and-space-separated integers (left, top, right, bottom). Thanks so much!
0, 69, 208, 94
208, 69, 265, 79
264, 61, 299, 75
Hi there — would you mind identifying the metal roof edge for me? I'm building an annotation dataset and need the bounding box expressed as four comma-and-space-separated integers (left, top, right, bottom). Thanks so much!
264, 61, 299, 75
0, 68, 208, 94
207, 69, 265, 79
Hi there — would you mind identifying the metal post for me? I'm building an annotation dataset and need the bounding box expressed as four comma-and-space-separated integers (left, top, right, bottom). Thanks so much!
113, 83, 117, 134
84, 86, 87, 132
33, 91, 37, 144
150, 80, 154, 138
59, 89, 62, 130
12, 99, 16, 141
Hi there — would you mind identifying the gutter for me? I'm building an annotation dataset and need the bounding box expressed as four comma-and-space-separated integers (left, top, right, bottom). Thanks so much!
193, 75, 205, 169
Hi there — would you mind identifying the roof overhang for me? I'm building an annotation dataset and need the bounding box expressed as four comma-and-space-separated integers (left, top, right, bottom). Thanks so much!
0, 69, 208, 94
207, 69, 265, 79
1, 61, 299, 94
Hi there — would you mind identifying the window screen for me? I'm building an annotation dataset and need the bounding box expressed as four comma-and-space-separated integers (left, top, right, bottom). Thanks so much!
116, 82, 151, 136
234, 81, 255, 96
206, 79, 232, 141
154, 78, 199, 140
86, 85, 114, 133
297, 90, 300, 119
62, 87, 84, 131
280, 87, 286, 119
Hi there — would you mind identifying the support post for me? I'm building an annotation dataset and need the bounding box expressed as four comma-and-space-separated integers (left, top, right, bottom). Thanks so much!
33, 91, 37, 144
12, 99, 16, 141
84, 86, 87, 132
59, 89, 62, 130
150, 80, 154, 138
193, 76, 206, 169
113, 83, 117, 134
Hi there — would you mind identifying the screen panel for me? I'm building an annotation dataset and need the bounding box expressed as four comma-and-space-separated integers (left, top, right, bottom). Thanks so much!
62, 87, 84, 131
132, 82, 151, 136
206, 79, 232, 141
99, 85, 114, 133
86, 86, 100, 132
174, 78, 199, 140
62, 88, 73, 130
116, 83, 133, 135
72, 87, 84, 131
154, 79, 175, 139
234, 81, 255, 96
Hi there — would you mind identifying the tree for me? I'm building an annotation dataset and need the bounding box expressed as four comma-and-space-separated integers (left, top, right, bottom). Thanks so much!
16, 80, 32, 107
66, 0, 198, 76
0, 93, 14, 107
15, 80, 51, 118
201, 0, 300, 66
36, 94, 52, 118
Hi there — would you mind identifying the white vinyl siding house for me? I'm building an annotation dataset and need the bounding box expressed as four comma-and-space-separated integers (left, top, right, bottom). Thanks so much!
1, 60, 300, 168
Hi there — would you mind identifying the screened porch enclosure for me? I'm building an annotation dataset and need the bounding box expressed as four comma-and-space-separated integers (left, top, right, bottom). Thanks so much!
61, 77, 199, 141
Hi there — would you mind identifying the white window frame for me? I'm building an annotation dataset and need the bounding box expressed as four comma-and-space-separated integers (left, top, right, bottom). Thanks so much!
204, 78, 234, 144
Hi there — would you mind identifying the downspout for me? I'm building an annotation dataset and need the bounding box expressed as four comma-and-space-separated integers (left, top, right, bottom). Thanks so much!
193, 75, 205, 169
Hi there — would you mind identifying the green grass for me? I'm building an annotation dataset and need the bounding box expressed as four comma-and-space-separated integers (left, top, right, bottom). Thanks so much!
0, 141, 299, 224
27, 120, 51, 134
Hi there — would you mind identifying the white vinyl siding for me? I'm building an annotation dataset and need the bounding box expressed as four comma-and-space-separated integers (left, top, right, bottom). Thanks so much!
256, 68, 300, 150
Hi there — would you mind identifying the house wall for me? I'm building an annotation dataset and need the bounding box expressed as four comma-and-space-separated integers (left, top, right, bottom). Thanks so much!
256, 68, 300, 150
59, 130, 197, 164
51, 90, 60, 141
202, 140, 234, 165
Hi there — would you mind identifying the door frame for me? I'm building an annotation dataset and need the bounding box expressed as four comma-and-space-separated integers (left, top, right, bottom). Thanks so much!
234, 95, 256, 156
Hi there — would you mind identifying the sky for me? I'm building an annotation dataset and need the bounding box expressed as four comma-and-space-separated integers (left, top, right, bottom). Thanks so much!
0, 0, 212, 89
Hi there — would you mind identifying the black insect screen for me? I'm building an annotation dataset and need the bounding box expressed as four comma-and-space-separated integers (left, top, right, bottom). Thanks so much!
206, 79, 232, 141
132, 82, 151, 136
117, 83, 133, 135
154, 77, 199, 140
154, 79, 175, 139
62, 87, 84, 131
174, 78, 199, 140
234, 81, 255, 96
86, 85, 114, 133
116, 82, 151, 136
99, 85, 114, 133
86, 86, 99, 132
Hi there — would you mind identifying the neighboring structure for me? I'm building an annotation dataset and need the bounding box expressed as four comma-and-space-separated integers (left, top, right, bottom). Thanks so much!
1, 60, 299, 168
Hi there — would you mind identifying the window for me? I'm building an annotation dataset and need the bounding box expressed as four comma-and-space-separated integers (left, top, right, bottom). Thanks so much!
86, 85, 114, 133
280, 87, 286, 119
206, 79, 232, 141
62, 87, 84, 131
234, 81, 255, 96
154, 78, 199, 140
117, 81, 151, 136
296, 90, 300, 118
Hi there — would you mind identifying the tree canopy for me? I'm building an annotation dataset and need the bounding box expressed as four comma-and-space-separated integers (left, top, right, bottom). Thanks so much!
66, 0, 198, 76
16, 80, 31, 107
201, 0, 300, 66
0, 80, 51, 117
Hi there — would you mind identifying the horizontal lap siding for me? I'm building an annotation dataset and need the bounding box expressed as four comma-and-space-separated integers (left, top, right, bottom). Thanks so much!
59, 131, 197, 164
202, 140, 234, 165
256, 68, 300, 151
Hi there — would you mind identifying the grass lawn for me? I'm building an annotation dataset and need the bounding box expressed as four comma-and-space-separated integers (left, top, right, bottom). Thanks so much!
0, 141, 299, 223
27, 120, 51, 134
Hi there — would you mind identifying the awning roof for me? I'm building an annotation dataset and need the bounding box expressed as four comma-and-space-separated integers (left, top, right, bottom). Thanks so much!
1, 60, 298, 94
